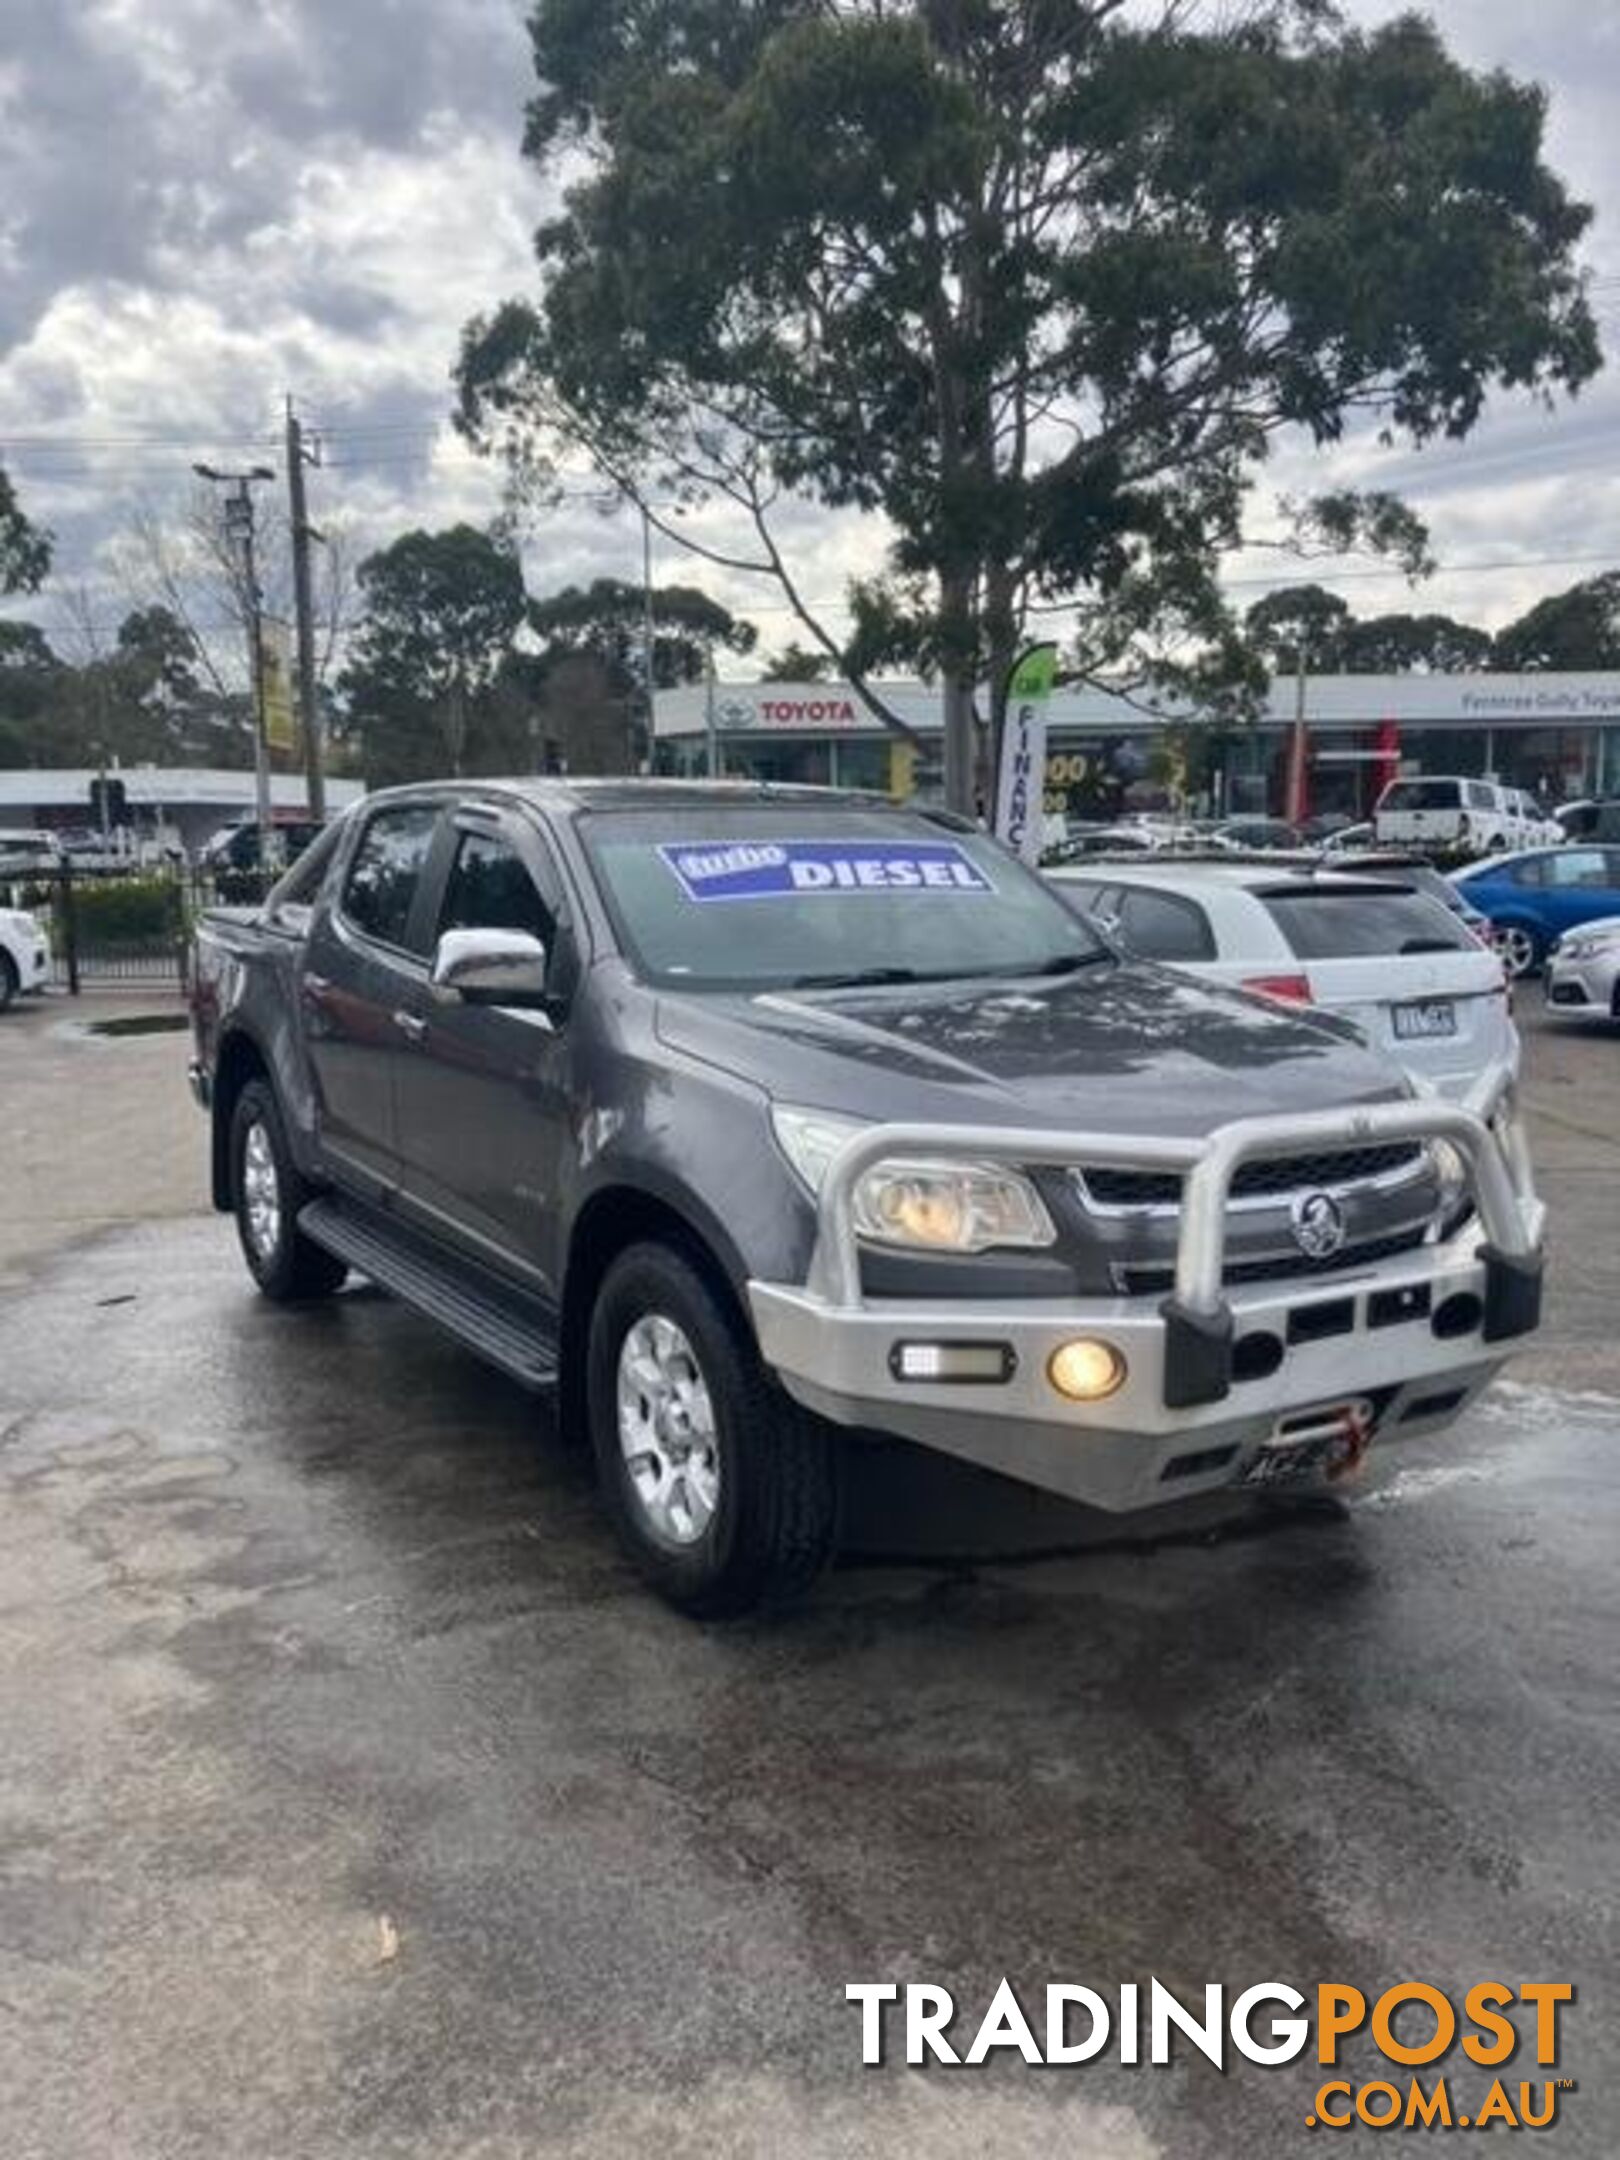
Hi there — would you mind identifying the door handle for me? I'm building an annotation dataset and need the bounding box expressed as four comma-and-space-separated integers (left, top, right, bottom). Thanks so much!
393, 1009, 428, 1043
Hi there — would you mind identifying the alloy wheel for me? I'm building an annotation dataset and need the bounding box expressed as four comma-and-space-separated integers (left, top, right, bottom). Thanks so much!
1497, 925, 1538, 979
616, 1313, 720, 1547
242, 1120, 282, 1263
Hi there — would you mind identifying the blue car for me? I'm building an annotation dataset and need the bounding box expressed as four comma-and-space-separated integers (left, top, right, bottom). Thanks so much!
1452, 844, 1620, 978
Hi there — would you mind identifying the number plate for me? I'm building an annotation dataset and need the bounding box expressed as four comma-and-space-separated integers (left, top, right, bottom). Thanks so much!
1239, 1435, 1338, 1488
1392, 998, 1456, 1040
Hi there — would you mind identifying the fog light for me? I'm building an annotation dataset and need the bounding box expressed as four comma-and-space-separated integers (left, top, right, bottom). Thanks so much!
890, 1340, 1015, 1384
1047, 1337, 1127, 1401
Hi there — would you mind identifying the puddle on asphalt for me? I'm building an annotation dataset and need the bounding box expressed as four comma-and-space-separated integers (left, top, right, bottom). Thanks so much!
85, 1013, 190, 1038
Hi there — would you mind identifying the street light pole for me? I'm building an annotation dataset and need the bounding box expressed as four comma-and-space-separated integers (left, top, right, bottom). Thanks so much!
195, 463, 277, 870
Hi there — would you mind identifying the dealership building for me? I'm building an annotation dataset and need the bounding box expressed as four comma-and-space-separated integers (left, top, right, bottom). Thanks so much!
0, 766, 365, 858
653, 672, 1620, 818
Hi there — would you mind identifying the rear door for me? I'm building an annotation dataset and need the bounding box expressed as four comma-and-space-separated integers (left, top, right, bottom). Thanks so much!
300, 800, 443, 1194
1256, 882, 1511, 1091
390, 807, 576, 1296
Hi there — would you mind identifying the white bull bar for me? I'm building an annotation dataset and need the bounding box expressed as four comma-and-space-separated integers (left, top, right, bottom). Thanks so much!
796, 1069, 1543, 1414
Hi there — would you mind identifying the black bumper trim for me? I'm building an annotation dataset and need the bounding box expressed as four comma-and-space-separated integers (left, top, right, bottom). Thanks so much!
1481, 1245, 1543, 1343
1159, 1296, 1234, 1407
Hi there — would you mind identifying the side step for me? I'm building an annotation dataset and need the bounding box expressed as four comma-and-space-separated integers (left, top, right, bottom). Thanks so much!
299, 1196, 560, 1390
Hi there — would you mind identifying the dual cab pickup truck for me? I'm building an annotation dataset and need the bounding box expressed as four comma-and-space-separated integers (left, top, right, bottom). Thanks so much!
189, 781, 1544, 1614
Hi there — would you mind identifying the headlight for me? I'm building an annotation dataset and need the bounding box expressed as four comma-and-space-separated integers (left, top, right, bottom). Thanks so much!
853, 1160, 1057, 1252
1562, 927, 1620, 961
770, 1105, 1057, 1253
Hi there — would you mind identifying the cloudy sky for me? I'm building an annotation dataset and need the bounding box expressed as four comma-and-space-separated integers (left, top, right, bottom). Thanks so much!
1, 0, 1617, 676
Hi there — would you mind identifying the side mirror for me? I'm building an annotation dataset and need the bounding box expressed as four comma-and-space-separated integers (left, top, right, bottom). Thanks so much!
430, 926, 550, 1006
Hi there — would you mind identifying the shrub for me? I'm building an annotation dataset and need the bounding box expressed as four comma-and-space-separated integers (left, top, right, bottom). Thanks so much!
63, 876, 186, 948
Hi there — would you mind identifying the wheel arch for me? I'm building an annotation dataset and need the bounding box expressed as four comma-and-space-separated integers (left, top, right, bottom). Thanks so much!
210, 1027, 271, 1210
559, 1180, 752, 1439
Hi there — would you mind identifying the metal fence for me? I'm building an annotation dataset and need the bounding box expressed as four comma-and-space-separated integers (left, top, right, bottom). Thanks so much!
1, 862, 274, 993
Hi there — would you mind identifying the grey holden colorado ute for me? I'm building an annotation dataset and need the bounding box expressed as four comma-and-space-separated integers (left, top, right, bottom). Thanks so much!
188, 781, 1544, 1614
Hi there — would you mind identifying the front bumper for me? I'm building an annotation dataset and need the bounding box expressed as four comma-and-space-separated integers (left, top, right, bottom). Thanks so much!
748, 1079, 1543, 1513
1545, 948, 1619, 1017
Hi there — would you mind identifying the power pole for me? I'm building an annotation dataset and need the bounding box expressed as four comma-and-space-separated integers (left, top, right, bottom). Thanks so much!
194, 462, 277, 870
1284, 635, 1310, 826
640, 505, 656, 773
285, 398, 327, 821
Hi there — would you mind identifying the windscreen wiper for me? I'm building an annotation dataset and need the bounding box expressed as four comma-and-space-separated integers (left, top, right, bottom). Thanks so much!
1023, 948, 1114, 976
788, 965, 923, 989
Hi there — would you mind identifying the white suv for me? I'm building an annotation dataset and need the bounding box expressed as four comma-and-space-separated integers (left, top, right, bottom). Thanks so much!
1048, 859, 1517, 1099
1373, 777, 1535, 855
0, 905, 50, 1011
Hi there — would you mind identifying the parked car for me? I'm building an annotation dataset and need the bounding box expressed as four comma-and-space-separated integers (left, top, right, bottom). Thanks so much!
1554, 799, 1620, 844
1047, 858, 1516, 1097
200, 817, 326, 874
1452, 845, 1620, 978
1210, 817, 1301, 852
1048, 823, 1159, 860
1320, 822, 1376, 855
1372, 776, 1534, 855
1544, 916, 1620, 1022
1307, 851, 1497, 942
1505, 789, 1564, 847
0, 828, 63, 877
0, 902, 51, 1010
188, 780, 1542, 1615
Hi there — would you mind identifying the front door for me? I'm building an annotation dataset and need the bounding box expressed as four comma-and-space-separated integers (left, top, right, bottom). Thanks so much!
301, 800, 442, 1194
391, 811, 575, 1298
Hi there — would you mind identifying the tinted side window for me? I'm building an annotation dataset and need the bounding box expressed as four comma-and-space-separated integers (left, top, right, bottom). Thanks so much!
439, 831, 557, 943
342, 806, 439, 951
1543, 849, 1613, 889
1465, 780, 1495, 810
1262, 888, 1471, 958
1115, 887, 1216, 961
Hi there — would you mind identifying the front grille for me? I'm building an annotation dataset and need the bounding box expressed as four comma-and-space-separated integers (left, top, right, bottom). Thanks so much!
1113, 1224, 1429, 1299
1079, 1141, 1424, 1211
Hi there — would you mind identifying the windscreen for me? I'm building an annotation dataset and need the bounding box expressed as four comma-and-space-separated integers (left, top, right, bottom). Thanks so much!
579, 807, 1103, 988
1261, 885, 1474, 959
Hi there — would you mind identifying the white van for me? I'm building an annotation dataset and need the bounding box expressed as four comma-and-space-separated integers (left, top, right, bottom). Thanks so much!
1373, 777, 1520, 855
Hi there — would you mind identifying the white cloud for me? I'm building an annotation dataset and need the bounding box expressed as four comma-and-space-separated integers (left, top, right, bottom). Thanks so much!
0, 0, 1616, 667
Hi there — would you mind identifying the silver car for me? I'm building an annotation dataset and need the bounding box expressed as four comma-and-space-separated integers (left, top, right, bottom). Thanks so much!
1545, 917, 1620, 1022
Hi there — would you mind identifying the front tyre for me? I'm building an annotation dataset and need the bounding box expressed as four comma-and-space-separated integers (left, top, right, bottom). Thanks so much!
229, 1078, 347, 1301
588, 1241, 839, 1616
0, 952, 16, 1013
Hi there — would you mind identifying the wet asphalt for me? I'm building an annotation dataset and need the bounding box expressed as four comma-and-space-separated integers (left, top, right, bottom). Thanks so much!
1, 1000, 1617, 2158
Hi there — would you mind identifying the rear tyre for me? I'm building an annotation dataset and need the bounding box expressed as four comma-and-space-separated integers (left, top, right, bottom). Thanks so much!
0, 952, 16, 1013
1497, 923, 1543, 980
229, 1078, 348, 1301
588, 1241, 839, 1616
